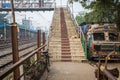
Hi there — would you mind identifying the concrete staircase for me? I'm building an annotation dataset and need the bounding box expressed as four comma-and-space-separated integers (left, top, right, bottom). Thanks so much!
49, 8, 86, 62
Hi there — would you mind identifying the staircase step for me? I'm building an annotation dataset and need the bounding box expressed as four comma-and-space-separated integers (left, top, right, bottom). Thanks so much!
61, 46, 70, 49
61, 49, 70, 52
61, 58, 71, 62
61, 37, 68, 38
61, 51, 71, 53
61, 56, 71, 58
61, 45, 70, 48
61, 40, 69, 42
61, 38, 69, 40
61, 48, 70, 50
61, 42, 69, 44
61, 44, 70, 46
61, 38, 69, 39
61, 32, 68, 34
61, 40, 69, 41
61, 52, 71, 55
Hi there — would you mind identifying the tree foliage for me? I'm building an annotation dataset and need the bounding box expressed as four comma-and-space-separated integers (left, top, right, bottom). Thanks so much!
79, 0, 120, 28
68, 0, 79, 4
75, 15, 85, 25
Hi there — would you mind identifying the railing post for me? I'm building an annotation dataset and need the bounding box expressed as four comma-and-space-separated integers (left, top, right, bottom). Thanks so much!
11, 23, 20, 80
42, 32, 46, 50
0, 44, 47, 80
37, 30, 41, 60
10, 0, 20, 79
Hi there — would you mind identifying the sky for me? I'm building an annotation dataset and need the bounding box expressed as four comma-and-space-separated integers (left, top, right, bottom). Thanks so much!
6, 0, 86, 31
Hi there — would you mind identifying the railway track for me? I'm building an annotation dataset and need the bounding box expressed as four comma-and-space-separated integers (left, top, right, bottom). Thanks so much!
0, 42, 37, 73
0, 39, 36, 49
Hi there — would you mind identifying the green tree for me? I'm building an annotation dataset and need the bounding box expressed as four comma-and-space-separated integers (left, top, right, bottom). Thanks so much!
68, 0, 79, 3
75, 15, 85, 25
80, 0, 120, 28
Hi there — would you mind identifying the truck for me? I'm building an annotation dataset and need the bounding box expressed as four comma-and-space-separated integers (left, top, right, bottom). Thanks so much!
86, 23, 120, 60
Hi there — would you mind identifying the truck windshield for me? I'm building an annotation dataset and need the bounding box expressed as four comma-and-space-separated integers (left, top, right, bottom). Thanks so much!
109, 33, 118, 41
93, 33, 105, 41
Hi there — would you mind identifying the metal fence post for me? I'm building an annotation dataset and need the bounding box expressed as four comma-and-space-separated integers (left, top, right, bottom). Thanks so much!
42, 32, 46, 50
10, 0, 20, 79
11, 23, 20, 80
37, 30, 41, 60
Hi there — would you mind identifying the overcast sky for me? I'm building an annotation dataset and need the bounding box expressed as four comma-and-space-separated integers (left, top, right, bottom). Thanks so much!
6, 0, 85, 31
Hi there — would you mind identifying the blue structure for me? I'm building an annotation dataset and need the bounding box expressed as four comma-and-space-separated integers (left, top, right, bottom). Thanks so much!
2, 3, 11, 8
0, 23, 37, 40
80, 22, 87, 35
0, 23, 36, 32
0, 23, 9, 28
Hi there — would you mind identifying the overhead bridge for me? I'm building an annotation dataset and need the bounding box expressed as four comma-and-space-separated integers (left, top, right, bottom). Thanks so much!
0, 8, 54, 11
0, 0, 55, 11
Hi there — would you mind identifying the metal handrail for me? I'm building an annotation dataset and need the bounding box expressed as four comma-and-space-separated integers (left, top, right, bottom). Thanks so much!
0, 44, 47, 80
67, 3, 86, 40
75, 20, 88, 58
67, 5, 87, 58
47, 7, 56, 49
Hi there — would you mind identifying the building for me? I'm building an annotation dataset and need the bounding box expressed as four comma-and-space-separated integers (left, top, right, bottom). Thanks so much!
22, 19, 32, 29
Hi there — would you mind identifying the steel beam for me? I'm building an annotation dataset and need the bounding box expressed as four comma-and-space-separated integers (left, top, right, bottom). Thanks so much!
0, 8, 54, 11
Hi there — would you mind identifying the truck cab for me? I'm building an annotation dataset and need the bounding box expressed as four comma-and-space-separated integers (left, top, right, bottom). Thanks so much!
87, 24, 120, 60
